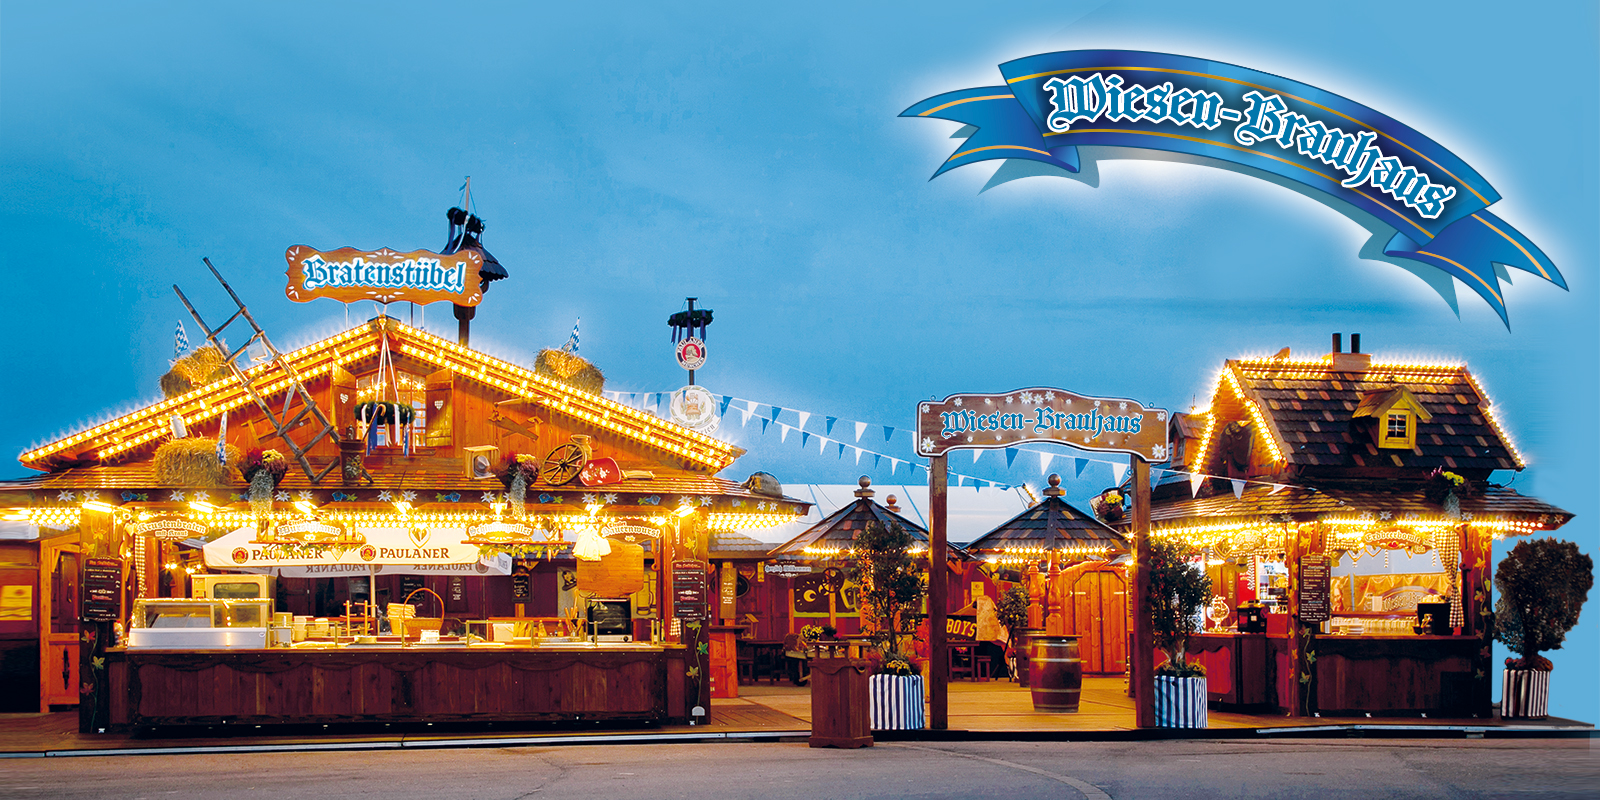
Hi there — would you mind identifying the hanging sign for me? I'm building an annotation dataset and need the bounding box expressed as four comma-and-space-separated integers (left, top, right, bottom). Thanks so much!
902, 50, 1567, 327
676, 337, 707, 371
130, 518, 207, 543
284, 246, 485, 306
917, 388, 1168, 460
669, 385, 720, 434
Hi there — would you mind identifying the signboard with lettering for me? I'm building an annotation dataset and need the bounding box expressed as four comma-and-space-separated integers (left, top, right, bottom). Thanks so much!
917, 388, 1168, 461
82, 558, 121, 623
671, 559, 707, 620
1298, 555, 1331, 623
284, 246, 484, 306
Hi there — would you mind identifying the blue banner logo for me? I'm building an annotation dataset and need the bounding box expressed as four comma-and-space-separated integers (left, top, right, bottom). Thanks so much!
902, 50, 1566, 327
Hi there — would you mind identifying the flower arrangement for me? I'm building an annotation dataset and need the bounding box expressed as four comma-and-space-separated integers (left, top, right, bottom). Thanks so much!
799, 624, 824, 645
1422, 467, 1471, 505
1091, 489, 1126, 523
878, 653, 917, 677
501, 453, 541, 515
240, 449, 289, 482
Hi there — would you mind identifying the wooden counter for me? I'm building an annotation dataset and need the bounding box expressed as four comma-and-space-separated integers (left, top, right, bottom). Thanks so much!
1311, 635, 1478, 717
1185, 632, 1479, 717
103, 644, 691, 729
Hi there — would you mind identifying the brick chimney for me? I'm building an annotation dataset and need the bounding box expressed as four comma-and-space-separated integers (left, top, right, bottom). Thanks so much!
1330, 332, 1371, 373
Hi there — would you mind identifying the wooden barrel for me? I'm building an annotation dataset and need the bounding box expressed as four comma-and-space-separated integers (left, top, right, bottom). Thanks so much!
1028, 635, 1083, 712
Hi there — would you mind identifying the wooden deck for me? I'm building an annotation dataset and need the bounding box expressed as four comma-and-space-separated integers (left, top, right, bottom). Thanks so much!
0, 677, 1585, 754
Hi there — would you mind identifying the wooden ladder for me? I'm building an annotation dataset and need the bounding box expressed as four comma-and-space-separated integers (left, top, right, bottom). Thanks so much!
172, 257, 362, 484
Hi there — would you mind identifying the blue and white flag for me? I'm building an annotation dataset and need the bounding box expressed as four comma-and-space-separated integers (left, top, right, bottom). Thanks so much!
174, 321, 190, 359
560, 318, 580, 353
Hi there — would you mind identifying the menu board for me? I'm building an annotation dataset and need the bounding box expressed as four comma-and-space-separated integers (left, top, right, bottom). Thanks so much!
671, 559, 707, 620
82, 558, 122, 623
1298, 555, 1331, 623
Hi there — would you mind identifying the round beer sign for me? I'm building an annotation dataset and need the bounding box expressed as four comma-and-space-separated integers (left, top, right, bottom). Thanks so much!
669, 384, 719, 434
675, 337, 707, 371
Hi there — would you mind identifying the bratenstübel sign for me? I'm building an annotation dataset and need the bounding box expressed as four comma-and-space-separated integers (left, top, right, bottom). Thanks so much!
916, 388, 1168, 461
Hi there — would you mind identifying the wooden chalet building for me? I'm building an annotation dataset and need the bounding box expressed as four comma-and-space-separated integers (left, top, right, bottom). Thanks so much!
1151, 335, 1572, 717
0, 315, 809, 727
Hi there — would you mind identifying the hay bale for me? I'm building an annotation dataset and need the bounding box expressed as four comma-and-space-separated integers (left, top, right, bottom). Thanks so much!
534, 349, 604, 394
160, 346, 233, 398
154, 438, 244, 487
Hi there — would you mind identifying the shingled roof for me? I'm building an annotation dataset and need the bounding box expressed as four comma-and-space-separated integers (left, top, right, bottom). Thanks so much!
768, 479, 972, 560
1194, 353, 1523, 475
1152, 483, 1572, 531
963, 493, 1128, 556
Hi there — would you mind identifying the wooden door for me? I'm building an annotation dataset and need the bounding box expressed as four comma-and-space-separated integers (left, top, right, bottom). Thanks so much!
1069, 568, 1128, 675
39, 539, 80, 711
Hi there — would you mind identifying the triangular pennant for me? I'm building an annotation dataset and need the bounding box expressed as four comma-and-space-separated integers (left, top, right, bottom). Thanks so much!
1151, 468, 1165, 483
1111, 462, 1128, 484
800, 431, 810, 447
955, 475, 965, 487
1188, 472, 1205, 498
854, 421, 867, 442
1005, 447, 1018, 468
1074, 457, 1089, 478
888, 458, 901, 474
972, 449, 983, 463
1230, 479, 1245, 499
853, 447, 864, 464
872, 454, 881, 468
1039, 452, 1054, 474
769, 406, 783, 423
798, 411, 811, 432
780, 424, 791, 443
883, 426, 894, 442
760, 418, 770, 433
1268, 483, 1287, 495
836, 442, 845, 459
719, 395, 733, 417
741, 400, 757, 427
825, 417, 837, 435
819, 435, 828, 454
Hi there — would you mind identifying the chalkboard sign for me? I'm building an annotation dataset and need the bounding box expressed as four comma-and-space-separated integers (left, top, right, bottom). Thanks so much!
671, 559, 706, 620
511, 573, 530, 600
1298, 555, 1331, 623
82, 558, 121, 623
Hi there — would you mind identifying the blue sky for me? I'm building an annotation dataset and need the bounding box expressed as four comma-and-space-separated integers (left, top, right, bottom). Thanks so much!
3, 1, 1595, 720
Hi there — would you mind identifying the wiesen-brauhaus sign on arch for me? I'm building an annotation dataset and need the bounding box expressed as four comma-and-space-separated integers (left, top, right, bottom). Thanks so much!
915, 388, 1168, 731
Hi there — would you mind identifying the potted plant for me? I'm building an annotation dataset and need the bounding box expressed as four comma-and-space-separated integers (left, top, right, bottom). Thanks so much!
1494, 538, 1593, 719
1148, 536, 1213, 727
996, 586, 1031, 683
500, 453, 540, 515
850, 520, 927, 730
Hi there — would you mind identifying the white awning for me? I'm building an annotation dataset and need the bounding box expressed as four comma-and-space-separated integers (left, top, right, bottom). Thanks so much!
202, 526, 509, 575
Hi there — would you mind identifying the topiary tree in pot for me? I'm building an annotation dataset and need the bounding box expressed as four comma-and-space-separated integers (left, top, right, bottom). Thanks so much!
849, 520, 928, 730
1494, 538, 1593, 718
1147, 536, 1213, 727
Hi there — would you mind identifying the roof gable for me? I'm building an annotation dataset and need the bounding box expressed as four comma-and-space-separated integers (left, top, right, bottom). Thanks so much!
1192, 355, 1523, 474
1352, 386, 1434, 422
20, 317, 743, 473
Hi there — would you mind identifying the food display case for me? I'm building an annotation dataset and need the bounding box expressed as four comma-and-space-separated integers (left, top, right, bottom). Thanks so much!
126, 598, 271, 649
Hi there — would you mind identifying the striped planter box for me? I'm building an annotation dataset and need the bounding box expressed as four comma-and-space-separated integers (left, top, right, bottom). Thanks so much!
1502, 669, 1550, 720
1154, 675, 1208, 728
869, 674, 925, 730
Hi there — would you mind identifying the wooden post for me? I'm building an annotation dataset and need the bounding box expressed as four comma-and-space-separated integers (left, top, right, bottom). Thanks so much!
928, 453, 949, 730
1130, 457, 1155, 728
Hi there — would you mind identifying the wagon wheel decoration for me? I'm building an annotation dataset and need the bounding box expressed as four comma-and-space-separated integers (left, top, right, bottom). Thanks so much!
541, 435, 593, 485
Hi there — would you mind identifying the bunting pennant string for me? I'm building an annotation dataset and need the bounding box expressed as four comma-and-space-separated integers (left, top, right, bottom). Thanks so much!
603, 390, 1316, 498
